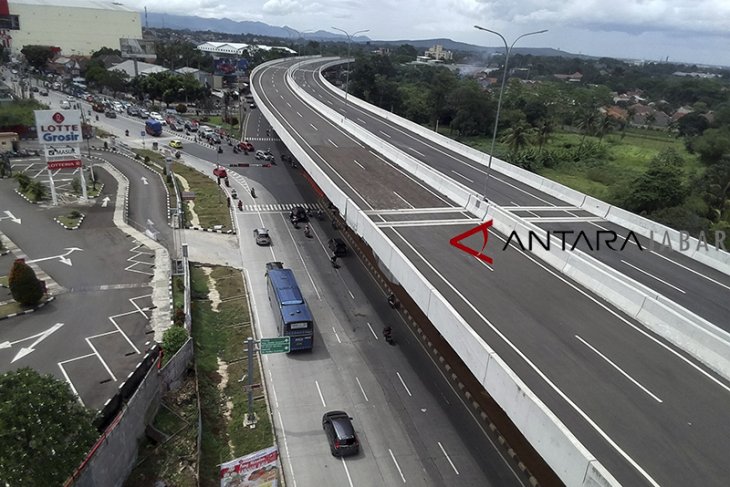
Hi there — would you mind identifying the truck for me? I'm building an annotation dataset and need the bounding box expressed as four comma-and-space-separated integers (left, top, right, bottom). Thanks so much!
145, 119, 162, 137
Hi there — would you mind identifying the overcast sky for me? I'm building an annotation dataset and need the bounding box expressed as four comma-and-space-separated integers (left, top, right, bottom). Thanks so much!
132, 0, 730, 66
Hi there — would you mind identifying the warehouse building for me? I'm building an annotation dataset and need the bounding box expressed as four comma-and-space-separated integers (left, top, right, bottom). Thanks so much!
6, 0, 142, 56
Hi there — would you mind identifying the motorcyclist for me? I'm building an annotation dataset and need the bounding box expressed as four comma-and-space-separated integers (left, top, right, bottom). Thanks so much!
250, 187, 256, 198
383, 326, 393, 343
387, 293, 398, 309
125, 129, 129, 136
304, 224, 312, 237
237, 200, 243, 211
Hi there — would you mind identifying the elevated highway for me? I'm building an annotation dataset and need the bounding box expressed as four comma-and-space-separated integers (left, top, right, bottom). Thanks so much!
251, 57, 730, 486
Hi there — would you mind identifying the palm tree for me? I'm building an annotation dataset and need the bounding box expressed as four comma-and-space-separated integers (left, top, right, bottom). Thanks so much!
502, 121, 534, 158
596, 114, 614, 141
536, 119, 554, 153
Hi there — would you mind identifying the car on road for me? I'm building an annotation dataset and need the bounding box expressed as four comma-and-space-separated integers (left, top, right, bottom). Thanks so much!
255, 150, 274, 161
328, 238, 347, 257
253, 228, 272, 246
289, 206, 308, 224
249, 103, 256, 109
238, 141, 255, 152
60, 100, 70, 109
104, 110, 117, 118
213, 167, 227, 179
30, 86, 39, 92
322, 411, 359, 457
184, 120, 199, 132
169, 139, 183, 149
39, 89, 48, 96
139, 109, 150, 118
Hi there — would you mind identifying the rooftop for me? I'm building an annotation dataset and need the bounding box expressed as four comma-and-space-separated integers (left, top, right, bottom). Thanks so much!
9, 0, 137, 12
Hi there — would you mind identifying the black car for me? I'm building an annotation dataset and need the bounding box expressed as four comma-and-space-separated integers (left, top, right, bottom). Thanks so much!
328, 238, 347, 257
322, 411, 359, 457
104, 110, 117, 118
289, 206, 308, 224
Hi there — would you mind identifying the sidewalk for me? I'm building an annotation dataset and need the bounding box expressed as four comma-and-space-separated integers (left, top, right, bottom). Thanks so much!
181, 230, 242, 269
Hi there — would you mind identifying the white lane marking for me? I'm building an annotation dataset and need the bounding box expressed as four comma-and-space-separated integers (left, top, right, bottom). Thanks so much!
366, 322, 379, 340
389, 449, 406, 483
315, 380, 327, 407
58, 361, 84, 406
309, 123, 318, 131
392, 191, 414, 209
379, 130, 392, 138
353, 159, 365, 170
396, 372, 412, 397
286, 101, 292, 108
332, 326, 342, 344
409, 147, 425, 157
620, 259, 686, 294
328, 138, 339, 148
438, 442, 459, 475
297, 111, 303, 117
356, 377, 369, 402
340, 457, 354, 487
279, 213, 321, 300
368, 150, 452, 206
357, 117, 367, 124
392, 229, 664, 486
326, 99, 333, 105
450, 170, 474, 183
277, 410, 298, 487
650, 249, 730, 292
576, 335, 663, 403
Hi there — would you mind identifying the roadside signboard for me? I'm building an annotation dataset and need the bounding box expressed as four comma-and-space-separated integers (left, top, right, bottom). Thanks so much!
47, 159, 82, 169
260, 337, 290, 354
34, 110, 82, 145
45, 146, 80, 158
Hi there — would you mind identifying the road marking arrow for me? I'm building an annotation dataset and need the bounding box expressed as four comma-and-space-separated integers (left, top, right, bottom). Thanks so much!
141, 177, 148, 185
1, 210, 21, 224
11, 323, 64, 363
101, 196, 110, 207
27, 247, 83, 266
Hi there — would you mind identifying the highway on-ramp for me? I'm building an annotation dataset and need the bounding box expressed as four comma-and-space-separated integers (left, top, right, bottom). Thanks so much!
252, 58, 730, 487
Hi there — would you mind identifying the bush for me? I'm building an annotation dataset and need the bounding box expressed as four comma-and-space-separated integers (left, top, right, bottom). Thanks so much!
15, 173, 30, 191
8, 259, 44, 306
27, 180, 45, 201
69, 210, 82, 219
162, 325, 188, 357
71, 176, 81, 194
176, 103, 187, 114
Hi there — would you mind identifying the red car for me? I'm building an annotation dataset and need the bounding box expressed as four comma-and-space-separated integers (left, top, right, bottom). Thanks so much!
213, 167, 227, 178
238, 141, 255, 152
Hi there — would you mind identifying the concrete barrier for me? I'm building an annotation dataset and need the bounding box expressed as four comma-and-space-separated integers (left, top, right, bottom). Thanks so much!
314, 59, 730, 276
250, 58, 620, 487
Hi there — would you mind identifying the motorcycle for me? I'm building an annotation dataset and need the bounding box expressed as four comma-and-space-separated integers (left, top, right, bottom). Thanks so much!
125, 129, 129, 136
383, 327, 394, 345
387, 294, 399, 309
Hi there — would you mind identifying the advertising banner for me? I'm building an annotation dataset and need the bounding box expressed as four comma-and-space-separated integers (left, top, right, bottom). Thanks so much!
34, 110, 82, 145
47, 159, 82, 169
219, 446, 279, 487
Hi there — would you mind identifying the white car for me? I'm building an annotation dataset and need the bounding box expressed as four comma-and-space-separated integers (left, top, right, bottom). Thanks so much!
149, 112, 167, 125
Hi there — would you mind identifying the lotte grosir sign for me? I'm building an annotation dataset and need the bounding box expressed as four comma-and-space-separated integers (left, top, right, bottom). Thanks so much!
34, 110, 82, 144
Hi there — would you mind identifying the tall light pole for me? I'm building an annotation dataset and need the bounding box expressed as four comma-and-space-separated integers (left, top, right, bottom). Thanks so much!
331, 27, 369, 106
286, 27, 315, 74
474, 26, 547, 201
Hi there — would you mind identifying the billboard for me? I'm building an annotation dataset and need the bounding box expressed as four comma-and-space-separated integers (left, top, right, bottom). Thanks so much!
120, 38, 157, 60
214, 58, 249, 77
34, 110, 82, 145
219, 446, 279, 487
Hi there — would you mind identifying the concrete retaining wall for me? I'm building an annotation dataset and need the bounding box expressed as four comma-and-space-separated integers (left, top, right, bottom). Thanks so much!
316, 59, 730, 276
251, 59, 619, 487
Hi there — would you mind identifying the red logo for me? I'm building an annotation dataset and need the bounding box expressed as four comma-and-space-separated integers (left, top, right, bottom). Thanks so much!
450, 220, 494, 264
52, 112, 65, 123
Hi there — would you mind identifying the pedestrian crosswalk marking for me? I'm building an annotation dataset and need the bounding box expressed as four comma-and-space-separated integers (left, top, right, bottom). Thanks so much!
241, 202, 321, 212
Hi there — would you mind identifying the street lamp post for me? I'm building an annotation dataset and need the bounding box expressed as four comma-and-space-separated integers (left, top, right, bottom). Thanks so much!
331, 27, 369, 107
474, 26, 547, 201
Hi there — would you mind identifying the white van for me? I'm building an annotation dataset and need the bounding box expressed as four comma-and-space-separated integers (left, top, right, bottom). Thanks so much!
60, 100, 70, 109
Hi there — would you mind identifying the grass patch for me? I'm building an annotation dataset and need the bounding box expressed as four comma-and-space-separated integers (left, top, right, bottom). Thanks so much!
133, 149, 166, 167
172, 275, 184, 310
0, 295, 52, 318
56, 211, 83, 228
191, 265, 273, 486
172, 163, 232, 230
204, 116, 242, 139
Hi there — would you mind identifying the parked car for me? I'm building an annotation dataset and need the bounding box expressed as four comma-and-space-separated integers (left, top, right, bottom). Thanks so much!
328, 238, 347, 257
253, 228, 272, 246
127, 106, 139, 116
104, 110, 117, 118
322, 411, 359, 457
238, 141, 255, 152
138, 109, 150, 118
289, 206, 308, 224
169, 139, 183, 149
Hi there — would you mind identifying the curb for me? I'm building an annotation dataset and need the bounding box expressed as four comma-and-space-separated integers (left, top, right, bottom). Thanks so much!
53, 213, 86, 230
0, 295, 56, 321
14, 188, 38, 205
184, 226, 236, 235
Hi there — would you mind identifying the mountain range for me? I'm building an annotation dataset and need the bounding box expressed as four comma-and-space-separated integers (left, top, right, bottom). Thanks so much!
144, 12, 580, 58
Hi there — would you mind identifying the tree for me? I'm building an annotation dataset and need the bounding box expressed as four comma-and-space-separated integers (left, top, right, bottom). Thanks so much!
20, 45, 56, 70
677, 112, 710, 137
502, 121, 534, 157
623, 151, 687, 214
8, 259, 44, 306
692, 127, 730, 165
162, 325, 189, 357
0, 368, 98, 486
90, 46, 121, 58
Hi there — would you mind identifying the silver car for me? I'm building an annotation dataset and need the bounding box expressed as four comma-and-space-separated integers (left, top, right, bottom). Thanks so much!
254, 228, 271, 246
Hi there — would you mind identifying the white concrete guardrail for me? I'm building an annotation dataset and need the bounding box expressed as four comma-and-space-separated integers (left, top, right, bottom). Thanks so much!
292, 57, 730, 382
253, 58, 618, 487
316, 58, 730, 277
